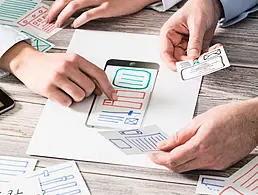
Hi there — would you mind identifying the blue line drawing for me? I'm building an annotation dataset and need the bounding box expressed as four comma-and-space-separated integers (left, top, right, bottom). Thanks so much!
124, 118, 139, 125
97, 114, 125, 124
0, 157, 31, 184
29, 165, 83, 195
109, 139, 132, 149
102, 110, 141, 116
119, 129, 143, 135
125, 133, 167, 152
113, 68, 152, 90
201, 177, 225, 192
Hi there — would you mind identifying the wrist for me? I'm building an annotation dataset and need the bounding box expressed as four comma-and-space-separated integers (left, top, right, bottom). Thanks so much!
0, 42, 38, 76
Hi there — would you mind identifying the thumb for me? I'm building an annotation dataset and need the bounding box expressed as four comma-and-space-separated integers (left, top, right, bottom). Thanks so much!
157, 120, 200, 151
187, 22, 206, 59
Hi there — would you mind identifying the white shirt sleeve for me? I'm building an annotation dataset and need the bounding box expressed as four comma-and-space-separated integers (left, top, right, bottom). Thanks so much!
149, 0, 183, 12
0, 26, 30, 58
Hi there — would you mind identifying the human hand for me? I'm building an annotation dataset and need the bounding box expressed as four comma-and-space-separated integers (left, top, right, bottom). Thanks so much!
47, 0, 159, 28
160, 0, 224, 71
149, 99, 258, 172
0, 42, 116, 106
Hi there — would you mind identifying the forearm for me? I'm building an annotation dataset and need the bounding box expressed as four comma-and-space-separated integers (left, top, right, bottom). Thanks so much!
0, 42, 36, 75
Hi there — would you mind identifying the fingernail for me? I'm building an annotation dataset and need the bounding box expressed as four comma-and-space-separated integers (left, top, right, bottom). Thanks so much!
188, 48, 199, 59
157, 141, 167, 148
112, 92, 118, 101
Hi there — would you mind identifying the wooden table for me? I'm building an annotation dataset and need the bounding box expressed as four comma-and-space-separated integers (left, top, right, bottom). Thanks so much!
1, 2, 258, 194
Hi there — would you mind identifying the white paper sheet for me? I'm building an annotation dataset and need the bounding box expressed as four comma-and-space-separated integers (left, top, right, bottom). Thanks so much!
0, 156, 37, 186
196, 175, 226, 195
217, 184, 255, 195
27, 30, 202, 169
0, 178, 41, 195
26, 161, 91, 195
99, 125, 168, 155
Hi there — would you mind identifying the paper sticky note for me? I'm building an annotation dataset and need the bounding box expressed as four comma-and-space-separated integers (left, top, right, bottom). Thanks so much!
16, 3, 72, 39
86, 66, 158, 129
0, 178, 41, 195
99, 125, 168, 155
26, 161, 91, 195
0, 156, 37, 186
196, 175, 226, 195
176, 46, 230, 81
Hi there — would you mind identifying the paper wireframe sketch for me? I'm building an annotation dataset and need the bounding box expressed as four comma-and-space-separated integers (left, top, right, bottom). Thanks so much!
0, 0, 40, 28
224, 156, 258, 194
86, 66, 158, 129
196, 175, 226, 195
0, 156, 37, 186
26, 161, 91, 195
0, 178, 41, 195
27, 30, 202, 169
99, 125, 168, 155
176, 46, 230, 81
21, 30, 54, 52
217, 184, 255, 195
16, 3, 72, 39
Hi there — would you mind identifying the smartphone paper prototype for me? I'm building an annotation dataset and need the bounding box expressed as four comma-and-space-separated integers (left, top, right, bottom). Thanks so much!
86, 60, 159, 129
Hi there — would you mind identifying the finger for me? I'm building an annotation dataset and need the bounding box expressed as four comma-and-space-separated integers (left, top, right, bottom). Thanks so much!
187, 21, 206, 59
172, 158, 201, 173
93, 85, 102, 96
76, 56, 117, 100
47, 0, 71, 23
152, 139, 198, 169
157, 120, 201, 151
72, 3, 107, 28
56, 76, 86, 102
47, 85, 72, 107
174, 47, 190, 62
160, 29, 182, 71
55, 1, 83, 27
68, 67, 96, 97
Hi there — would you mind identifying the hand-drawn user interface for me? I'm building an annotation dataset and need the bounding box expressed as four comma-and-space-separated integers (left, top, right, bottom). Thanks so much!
99, 125, 168, 155
86, 65, 158, 129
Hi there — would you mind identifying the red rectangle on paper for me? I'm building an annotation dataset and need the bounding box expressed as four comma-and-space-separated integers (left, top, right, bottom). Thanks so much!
116, 90, 145, 99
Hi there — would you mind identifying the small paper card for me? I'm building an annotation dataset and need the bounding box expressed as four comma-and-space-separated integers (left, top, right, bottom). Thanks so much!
176, 46, 230, 81
99, 125, 168, 155
16, 3, 72, 39
196, 175, 226, 195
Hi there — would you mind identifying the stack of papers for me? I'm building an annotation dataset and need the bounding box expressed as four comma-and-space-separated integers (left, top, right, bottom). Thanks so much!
0, 155, 91, 195
196, 156, 258, 195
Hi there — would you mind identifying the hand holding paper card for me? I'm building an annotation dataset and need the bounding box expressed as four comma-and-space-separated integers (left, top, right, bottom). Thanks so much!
176, 46, 230, 81
16, 3, 72, 39
99, 125, 168, 155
